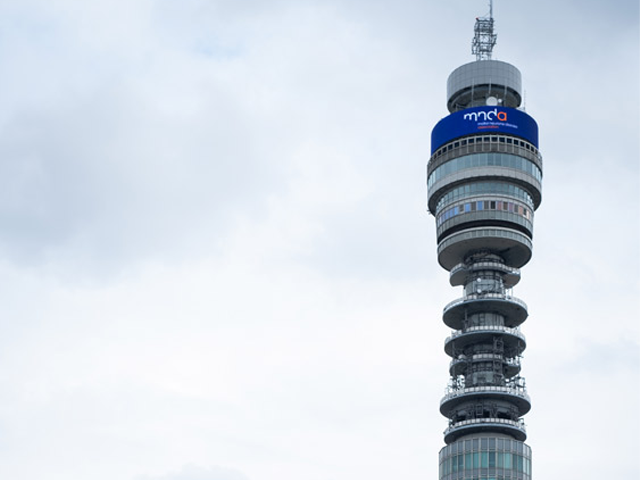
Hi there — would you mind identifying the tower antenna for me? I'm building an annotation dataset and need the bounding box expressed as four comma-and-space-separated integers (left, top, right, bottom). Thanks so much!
472, 0, 497, 60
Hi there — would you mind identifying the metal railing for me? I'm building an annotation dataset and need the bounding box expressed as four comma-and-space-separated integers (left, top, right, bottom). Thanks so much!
443, 293, 528, 313
449, 261, 521, 277
445, 325, 526, 344
444, 417, 526, 435
449, 353, 522, 369
440, 385, 530, 406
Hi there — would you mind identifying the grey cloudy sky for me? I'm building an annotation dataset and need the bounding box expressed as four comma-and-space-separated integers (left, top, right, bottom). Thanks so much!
0, 1, 637, 479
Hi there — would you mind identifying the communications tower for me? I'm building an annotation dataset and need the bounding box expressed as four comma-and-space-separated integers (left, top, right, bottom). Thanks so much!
428, 3, 541, 479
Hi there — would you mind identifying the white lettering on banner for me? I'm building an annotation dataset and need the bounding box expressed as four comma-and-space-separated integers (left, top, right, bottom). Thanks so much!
463, 109, 508, 122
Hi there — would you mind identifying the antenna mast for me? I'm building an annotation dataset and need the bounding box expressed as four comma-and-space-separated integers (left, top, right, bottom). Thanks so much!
472, 0, 497, 60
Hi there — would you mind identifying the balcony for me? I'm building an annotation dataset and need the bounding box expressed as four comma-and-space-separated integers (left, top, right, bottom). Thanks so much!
446, 325, 526, 343
444, 325, 527, 358
440, 385, 531, 417
442, 293, 528, 329
436, 226, 533, 270
444, 293, 528, 313
449, 260, 521, 287
449, 353, 522, 377
444, 417, 527, 443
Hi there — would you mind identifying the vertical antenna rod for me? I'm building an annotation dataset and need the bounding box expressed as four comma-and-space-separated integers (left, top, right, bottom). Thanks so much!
472, 0, 497, 60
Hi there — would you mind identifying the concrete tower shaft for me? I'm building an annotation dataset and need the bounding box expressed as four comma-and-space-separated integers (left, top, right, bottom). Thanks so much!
429, 18, 541, 480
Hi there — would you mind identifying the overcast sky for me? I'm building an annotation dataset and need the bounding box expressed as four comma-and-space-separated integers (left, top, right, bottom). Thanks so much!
0, 1, 637, 479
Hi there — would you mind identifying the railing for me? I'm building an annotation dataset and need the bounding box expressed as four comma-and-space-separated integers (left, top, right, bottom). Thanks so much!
449, 353, 522, 369
449, 261, 520, 277
440, 385, 530, 406
428, 135, 543, 173
444, 417, 526, 435
445, 325, 526, 344
436, 228, 535, 269
443, 293, 528, 313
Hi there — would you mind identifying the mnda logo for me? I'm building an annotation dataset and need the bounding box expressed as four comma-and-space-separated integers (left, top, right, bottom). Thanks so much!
463, 108, 508, 122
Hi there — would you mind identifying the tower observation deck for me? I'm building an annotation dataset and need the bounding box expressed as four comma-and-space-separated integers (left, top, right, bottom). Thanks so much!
428, 5, 540, 480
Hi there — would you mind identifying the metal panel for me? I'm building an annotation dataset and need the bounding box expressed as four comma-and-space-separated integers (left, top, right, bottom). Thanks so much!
447, 60, 522, 101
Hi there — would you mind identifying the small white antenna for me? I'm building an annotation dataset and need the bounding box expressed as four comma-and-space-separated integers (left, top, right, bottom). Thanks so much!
472, 0, 497, 60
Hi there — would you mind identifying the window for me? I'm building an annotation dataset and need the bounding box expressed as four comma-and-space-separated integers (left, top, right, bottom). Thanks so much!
436, 198, 533, 227
427, 152, 542, 188
435, 182, 534, 212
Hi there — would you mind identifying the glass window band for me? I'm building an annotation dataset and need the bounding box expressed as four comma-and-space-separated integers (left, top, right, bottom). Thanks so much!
435, 181, 534, 213
438, 438, 532, 480
427, 153, 543, 189
436, 199, 532, 228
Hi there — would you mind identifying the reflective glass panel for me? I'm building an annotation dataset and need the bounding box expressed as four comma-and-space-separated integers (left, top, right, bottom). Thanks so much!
428, 153, 542, 188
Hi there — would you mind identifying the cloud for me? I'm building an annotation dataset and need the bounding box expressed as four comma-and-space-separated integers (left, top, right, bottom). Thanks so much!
0, 0, 443, 282
136, 465, 249, 480
0, 1, 636, 480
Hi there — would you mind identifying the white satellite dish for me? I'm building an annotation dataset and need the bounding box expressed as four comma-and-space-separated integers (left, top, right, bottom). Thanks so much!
486, 96, 498, 106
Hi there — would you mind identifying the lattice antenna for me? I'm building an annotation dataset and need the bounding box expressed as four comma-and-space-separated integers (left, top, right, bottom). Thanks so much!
472, 0, 497, 60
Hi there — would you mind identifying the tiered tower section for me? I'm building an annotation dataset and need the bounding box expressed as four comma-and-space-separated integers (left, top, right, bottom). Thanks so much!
428, 59, 541, 479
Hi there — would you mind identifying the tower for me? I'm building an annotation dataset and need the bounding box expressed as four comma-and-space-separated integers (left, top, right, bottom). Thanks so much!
428, 4, 541, 480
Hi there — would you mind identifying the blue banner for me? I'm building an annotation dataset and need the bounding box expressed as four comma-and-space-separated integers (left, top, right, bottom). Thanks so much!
431, 106, 539, 154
